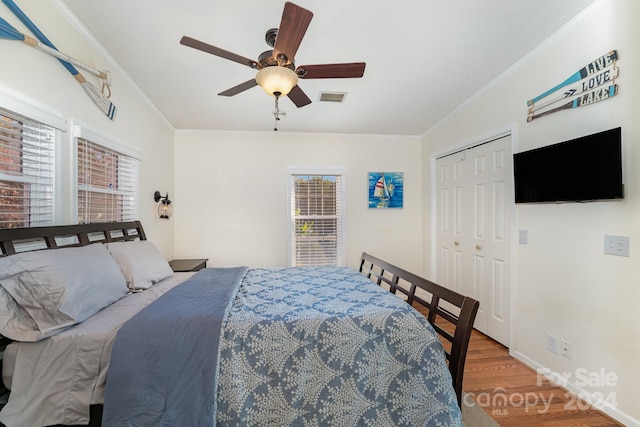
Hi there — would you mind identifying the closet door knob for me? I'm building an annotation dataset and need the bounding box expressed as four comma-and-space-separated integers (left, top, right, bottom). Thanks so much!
475, 244, 482, 250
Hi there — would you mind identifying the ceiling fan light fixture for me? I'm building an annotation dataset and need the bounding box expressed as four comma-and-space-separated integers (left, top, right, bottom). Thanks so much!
255, 66, 298, 97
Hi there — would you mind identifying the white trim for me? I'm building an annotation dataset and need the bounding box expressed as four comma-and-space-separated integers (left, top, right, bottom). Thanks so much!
511, 350, 640, 427
432, 126, 513, 160
72, 124, 140, 223
424, 0, 605, 137
429, 124, 516, 278
176, 128, 422, 140
0, 83, 66, 130
51, 0, 175, 131
70, 118, 142, 160
77, 183, 129, 196
0, 106, 58, 227
287, 167, 346, 267
287, 166, 347, 175
429, 125, 515, 349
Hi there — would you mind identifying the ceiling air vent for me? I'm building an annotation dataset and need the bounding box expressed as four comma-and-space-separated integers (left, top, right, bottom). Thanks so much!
319, 92, 347, 103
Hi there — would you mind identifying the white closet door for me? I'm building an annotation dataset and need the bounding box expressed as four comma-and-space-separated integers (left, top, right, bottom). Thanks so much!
435, 135, 511, 346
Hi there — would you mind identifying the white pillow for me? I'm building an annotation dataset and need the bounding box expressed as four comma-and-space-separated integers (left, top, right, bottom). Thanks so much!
105, 240, 174, 290
0, 286, 41, 341
0, 243, 129, 341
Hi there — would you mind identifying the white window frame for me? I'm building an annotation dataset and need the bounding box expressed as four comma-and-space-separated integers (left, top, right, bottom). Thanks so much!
0, 86, 64, 228
287, 167, 346, 267
71, 120, 141, 224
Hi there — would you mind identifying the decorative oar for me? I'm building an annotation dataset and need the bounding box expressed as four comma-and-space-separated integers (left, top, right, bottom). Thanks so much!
0, 16, 111, 87
1, 0, 116, 120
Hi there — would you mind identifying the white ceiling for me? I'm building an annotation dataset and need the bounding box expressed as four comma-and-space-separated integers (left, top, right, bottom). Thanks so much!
59, 0, 597, 135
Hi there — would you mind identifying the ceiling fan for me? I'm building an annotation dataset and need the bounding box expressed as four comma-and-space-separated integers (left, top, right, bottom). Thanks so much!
179, 2, 366, 110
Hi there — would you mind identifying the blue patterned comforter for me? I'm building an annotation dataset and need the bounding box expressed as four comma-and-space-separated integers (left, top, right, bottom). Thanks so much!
105, 266, 462, 426
216, 267, 461, 426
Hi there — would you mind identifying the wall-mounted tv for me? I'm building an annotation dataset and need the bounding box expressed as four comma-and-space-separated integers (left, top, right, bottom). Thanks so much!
514, 127, 623, 203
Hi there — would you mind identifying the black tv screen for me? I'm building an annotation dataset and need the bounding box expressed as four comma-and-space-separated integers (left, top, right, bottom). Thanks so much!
514, 127, 623, 203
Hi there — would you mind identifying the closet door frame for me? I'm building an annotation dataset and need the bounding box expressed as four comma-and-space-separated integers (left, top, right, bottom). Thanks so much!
429, 126, 516, 348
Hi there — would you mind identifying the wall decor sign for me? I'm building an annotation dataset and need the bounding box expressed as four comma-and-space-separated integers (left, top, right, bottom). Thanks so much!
1, 0, 117, 120
526, 50, 618, 122
368, 172, 403, 209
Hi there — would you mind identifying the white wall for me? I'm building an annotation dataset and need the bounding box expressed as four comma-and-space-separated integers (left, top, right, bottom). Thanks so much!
173, 130, 422, 271
0, 0, 176, 257
421, 0, 639, 425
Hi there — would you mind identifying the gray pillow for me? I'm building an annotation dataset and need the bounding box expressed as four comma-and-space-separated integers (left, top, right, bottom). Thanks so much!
105, 240, 174, 290
0, 286, 40, 341
0, 243, 128, 341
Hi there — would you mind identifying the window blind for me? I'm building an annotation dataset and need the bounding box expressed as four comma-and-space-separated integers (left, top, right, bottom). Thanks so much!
0, 108, 55, 228
290, 174, 344, 267
77, 138, 137, 223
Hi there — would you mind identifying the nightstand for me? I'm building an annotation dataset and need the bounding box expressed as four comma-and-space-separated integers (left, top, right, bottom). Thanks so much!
169, 258, 208, 272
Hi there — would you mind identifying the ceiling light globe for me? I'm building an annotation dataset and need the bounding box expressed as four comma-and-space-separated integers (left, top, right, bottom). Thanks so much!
255, 66, 298, 97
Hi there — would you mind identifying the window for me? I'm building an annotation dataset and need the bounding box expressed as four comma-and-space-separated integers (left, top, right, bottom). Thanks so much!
289, 171, 344, 266
77, 137, 137, 223
0, 108, 55, 228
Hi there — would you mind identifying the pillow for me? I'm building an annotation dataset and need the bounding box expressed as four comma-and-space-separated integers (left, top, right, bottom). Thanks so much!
0, 286, 41, 341
0, 243, 129, 341
105, 240, 173, 290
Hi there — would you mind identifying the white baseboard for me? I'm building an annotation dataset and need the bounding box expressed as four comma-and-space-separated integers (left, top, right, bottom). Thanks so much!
510, 350, 639, 427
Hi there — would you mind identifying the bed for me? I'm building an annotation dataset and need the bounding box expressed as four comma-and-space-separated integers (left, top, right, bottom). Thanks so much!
0, 221, 478, 427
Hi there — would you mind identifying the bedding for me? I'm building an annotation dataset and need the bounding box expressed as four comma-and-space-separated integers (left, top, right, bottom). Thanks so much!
0, 272, 196, 427
103, 267, 248, 426
1, 267, 462, 427
105, 266, 462, 426
0, 243, 128, 341
105, 240, 174, 289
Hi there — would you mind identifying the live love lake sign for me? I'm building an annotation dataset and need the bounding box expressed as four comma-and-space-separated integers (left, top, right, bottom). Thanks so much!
527, 50, 619, 122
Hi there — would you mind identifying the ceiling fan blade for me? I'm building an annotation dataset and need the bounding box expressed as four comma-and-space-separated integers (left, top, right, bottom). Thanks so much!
287, 85, 312, 108
297, 62, 366, 79
180, 36, 258, 69
218, 79, 258, 97
273, 2, 313, 65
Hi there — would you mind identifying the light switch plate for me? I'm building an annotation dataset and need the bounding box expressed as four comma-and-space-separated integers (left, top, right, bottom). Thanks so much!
519, 229, 528, 245
604, 235, 630, 257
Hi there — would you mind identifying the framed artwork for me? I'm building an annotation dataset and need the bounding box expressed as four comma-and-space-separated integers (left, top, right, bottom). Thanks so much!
368, 172, 403, 209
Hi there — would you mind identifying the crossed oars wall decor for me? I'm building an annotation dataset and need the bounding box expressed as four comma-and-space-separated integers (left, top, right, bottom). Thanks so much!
0, 0, 116, 120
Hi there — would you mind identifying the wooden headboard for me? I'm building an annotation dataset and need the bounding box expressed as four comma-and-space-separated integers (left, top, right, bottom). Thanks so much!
0, 221, 146, 257
358, 251, 479, 407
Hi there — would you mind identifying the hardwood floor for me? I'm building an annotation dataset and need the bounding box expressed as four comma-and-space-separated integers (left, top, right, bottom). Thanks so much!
461, 329, 622, 426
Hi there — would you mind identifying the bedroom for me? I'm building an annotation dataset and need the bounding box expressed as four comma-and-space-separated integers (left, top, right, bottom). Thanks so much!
0, 0, 638, 426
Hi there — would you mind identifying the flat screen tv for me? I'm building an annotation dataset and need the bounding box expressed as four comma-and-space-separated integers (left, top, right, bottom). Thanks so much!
514, 127, 623, 203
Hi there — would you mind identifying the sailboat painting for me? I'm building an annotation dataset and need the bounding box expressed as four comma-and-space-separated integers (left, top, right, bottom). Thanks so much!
368, 172, 404, 209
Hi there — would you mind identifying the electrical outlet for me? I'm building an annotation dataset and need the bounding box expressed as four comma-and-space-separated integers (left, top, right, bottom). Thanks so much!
560, 340, 572, 359
546, 334, 558, 354
604, 235, 630, 257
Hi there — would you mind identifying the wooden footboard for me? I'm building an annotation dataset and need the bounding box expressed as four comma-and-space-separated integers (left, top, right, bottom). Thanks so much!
358, 252, 479, 406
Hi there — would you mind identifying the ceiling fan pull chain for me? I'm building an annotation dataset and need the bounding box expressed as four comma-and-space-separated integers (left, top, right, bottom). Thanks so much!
274, 93, 281, 131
